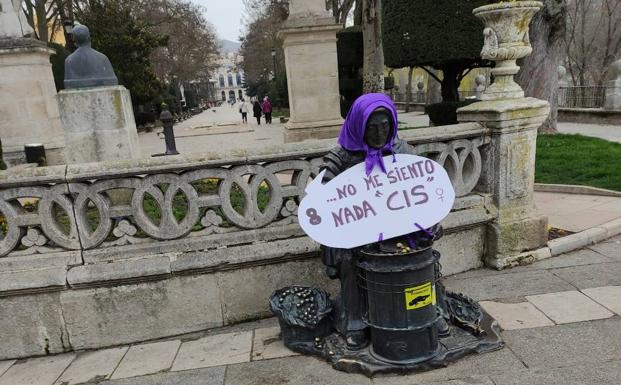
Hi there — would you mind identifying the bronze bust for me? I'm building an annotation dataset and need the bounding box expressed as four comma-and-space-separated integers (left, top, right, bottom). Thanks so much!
64, 24, 118, 89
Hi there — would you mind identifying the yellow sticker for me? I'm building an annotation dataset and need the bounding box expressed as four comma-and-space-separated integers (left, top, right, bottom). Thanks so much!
404, 282, 435, 310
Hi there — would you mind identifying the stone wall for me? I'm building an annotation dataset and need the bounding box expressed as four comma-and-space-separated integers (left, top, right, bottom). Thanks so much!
0, 123, 502, 359
558, 107, 621, 126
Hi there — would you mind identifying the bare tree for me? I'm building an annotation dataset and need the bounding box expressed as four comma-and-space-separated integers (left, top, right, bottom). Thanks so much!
516, 0, 567, 133
362, 0, 384, 93
564, 0, 621, 86
326, 0, 355, 26
22, 0, 66, 42
240, 0, 288, 96
145, 0, 220, 83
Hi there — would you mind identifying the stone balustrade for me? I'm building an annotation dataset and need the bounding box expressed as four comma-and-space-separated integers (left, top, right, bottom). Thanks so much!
2, 120, 550, 360
0, 123, 489, 265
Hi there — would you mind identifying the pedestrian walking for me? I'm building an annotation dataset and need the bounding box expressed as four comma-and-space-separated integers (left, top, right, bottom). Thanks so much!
262, 96, 273, 124
238, 98, 250, 124
253, 99, 262, 125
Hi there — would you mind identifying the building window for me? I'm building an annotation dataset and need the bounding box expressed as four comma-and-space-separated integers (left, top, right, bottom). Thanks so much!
238, 89, 243, 99
236, 73, 242, 86
221, 91, 226, 101
219, 75, 225, 88
227, 74, 234, 87
228, 90, 235, 102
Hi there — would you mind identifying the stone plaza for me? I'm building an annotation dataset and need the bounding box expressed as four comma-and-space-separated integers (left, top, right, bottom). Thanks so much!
0, 237, 620, 384
1, 0, 621, 383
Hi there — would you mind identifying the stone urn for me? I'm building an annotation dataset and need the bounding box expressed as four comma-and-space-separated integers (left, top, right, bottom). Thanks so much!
473, 1, 543, 100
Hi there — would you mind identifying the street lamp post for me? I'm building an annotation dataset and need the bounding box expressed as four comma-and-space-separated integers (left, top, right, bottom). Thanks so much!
63, 19, 75, 52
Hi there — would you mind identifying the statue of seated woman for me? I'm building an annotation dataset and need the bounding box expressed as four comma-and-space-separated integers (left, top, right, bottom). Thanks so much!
320, 93, 449, 350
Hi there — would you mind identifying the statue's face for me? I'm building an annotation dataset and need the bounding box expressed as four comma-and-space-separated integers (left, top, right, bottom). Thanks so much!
364, 109, 393, 149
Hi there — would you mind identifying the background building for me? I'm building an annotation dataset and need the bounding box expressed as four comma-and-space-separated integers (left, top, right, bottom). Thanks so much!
213, 40, 248, 103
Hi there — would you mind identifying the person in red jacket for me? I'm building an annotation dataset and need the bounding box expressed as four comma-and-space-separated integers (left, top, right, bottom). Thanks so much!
261, 96, 273, 124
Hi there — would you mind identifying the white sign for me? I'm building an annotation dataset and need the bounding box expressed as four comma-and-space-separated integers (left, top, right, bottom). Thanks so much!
298, 154, 456, 249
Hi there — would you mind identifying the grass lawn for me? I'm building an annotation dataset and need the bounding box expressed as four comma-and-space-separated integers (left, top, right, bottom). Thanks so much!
536, 134, 621, 191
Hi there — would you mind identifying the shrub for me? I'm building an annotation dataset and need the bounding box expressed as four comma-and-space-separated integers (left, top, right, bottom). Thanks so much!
425, 100, 477, 126
383, 0, 494, 102
337, 26, 364, 117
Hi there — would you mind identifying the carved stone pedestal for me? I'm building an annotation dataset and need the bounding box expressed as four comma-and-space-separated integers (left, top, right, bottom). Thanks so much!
458, 98, 550, 268
57, 85, 141, 164
279, 0, 343, 143
0, 38, 65, 165
604, 60, 621, 111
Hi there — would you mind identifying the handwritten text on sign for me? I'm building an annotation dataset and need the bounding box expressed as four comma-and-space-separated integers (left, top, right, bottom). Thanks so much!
298, 154, 456, 249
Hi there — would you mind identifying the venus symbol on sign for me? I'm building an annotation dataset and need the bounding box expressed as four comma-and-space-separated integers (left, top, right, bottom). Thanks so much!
436, 188, 445, 202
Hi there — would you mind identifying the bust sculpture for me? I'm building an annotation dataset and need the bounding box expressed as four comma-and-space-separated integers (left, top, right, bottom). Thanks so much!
64, 24, 118, 89
0, 0, 34, 38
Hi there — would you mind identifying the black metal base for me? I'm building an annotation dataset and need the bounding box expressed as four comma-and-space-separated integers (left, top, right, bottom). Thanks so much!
151, 151, 180, 157
283, 298, 503, 377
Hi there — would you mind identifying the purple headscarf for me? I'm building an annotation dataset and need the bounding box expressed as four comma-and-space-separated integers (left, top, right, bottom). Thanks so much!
338, 93, 399, 176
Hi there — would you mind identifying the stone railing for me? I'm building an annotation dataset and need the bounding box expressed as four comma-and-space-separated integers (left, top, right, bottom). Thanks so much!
0, 123, 490, 282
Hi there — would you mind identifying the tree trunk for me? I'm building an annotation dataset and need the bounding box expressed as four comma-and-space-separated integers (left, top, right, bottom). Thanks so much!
426, 68, 442, 104
362, 0, 384, 93
0, 138, 6, 171
440, 65, 460, 102
354, 0, 362, 26
405, 67, 414, 113
516, 0, 567, 133
35, 0, 49, 42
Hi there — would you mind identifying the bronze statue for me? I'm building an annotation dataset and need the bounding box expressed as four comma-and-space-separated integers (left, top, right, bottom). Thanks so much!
321, 94, 449, 349
270, 94, 502, 375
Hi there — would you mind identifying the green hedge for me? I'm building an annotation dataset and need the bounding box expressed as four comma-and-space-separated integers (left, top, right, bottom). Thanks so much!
425, 100, 477, 126
337, 26, 364, 118
337, 26, 363, 68
48, 42, 68, 92
383, 0, 493, 69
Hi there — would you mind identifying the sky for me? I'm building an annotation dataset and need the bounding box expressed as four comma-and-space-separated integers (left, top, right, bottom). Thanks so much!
193, 0, 245, 42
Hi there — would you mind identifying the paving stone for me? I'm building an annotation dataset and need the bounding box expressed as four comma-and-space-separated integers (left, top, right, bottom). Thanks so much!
582, 286, 621, 315
371, 348, 525, 384
252, 327, 299, 361
550, 262, 621, 289
443, 270, 575, 301
528, 248, 613, 269
111, 340, 180, 380
479, 301, 554, 330
224, 355, 373, 385
0, 361, 14, 377
99, 366, 225, 385
171, 331, 252, 371
0, 354, 75, 385
54, 347, 128, 385
446, 267, 500, 280
526, 290, 614, 324
491, 360, 621, 385
502, 318, 621, 369
588, 238, 621, 260
373, 375, 495, 385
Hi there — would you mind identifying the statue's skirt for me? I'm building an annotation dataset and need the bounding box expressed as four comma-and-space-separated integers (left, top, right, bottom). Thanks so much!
358, 246, 441, 364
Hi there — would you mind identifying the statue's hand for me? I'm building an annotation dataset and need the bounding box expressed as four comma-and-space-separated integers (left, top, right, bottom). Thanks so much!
325, 266, 339, 279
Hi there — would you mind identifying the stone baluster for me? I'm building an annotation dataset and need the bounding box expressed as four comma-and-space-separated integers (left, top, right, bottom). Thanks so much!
458, 1, 550, 269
